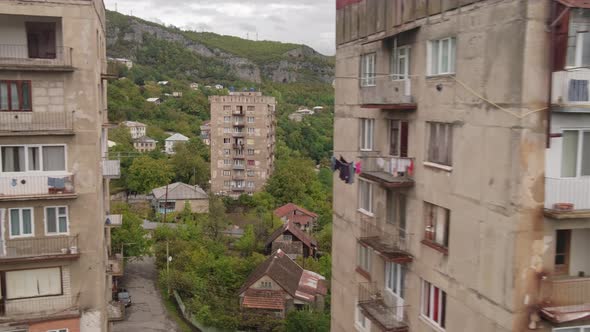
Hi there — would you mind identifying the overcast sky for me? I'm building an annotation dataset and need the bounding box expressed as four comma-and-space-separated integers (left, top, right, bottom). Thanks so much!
104, 0, 336, 55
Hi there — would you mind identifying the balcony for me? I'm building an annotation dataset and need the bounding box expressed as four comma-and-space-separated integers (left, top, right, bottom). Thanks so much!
544, 177, 590, 219
232, 186, 246, 192
0, 235, 79, 263
539, 276, 590, 324
358, 282, 409, 332
0, 294, 79, 322
552, 69, 590, 111
107, 301, 125, 322
359, 156, 415, 188
105, 214, 123, 227
233, 143, 245, 149
360, 77, 416, 111
0, 111, 74, 136
107, 254, 124, 277
102, 159, 121, 179
233, 154, 245, 160
233, 121, 245, 128
233, 110, 245, 116
359, 218, 412, 263
232, 132, 246, 138
0, 174, 76, 201
0, 44, 73, 72
101, 62, 119, 80
233, 164, 245, 170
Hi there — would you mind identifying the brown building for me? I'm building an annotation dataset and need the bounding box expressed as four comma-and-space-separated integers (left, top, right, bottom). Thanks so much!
274, 203, 318, 233
0, 0, 120, 331
332, 1, 590, 332
209, 91, 276, 198
264, 221, 317, 259
133, 135, 157, 152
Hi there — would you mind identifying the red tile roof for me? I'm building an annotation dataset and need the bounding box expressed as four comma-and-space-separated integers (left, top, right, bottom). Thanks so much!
265, 221, 317, 249
274, 203, 318, 219
290, 214, 314, 226
242, 289, 285, 310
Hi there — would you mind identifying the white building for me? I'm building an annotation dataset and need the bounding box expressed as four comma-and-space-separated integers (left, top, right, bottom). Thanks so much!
165, 133, 189, 154
122, 121, 147, 139
146, 97, 161, 105
214, 84, 224, 90
190, 83, 199, 90
108, 57, 133, 69
157, 81, 169, 86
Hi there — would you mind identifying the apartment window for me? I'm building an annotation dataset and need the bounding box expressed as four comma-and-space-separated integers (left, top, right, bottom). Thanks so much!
357, 243, 371, 273
426, 122, 453, 167
224, 149, 231, 155
358, 179, 373, 214
247, 181, 254, 188
223, 138, 231, 144
390, 120, 409, 157
45, 206, 68, 235
561, 129, 590, 177
223, 170, 231, 176
247, 170, 255, 177
360, 118, 374, 151
428, 37, 456, 75
391, 45, 410, 80
223, 105, 232, 111
283, 234, 292, 241
9, 208, 34, 238
224, 116, 231, 123
26, 22, 57, 59
247, 139, 254, 145
424, 202, 450, 248
6, 267, 62, 299
247, 116, 255, 123
224, 128, 231, 134
224, 159, 231, 165
387, 191, 406, 236
567, 9, 590, 67
355, 304, 371, 332
247, 106, 255, 112
386, 262, 405, 299
248, 128, 255, 134
260, 281, 272, 289
247, 160, 255, 166
234, 159, 244, 166
0, 81, 32, 112
223, 181, 231, 187
421, 280, 447, 330
360, 53, 377, 87
247, 149, 255, 155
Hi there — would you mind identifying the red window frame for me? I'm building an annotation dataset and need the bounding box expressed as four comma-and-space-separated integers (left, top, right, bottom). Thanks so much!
0, 80, 33, 112
421, 280, 446, 329
247, 160, 255, 166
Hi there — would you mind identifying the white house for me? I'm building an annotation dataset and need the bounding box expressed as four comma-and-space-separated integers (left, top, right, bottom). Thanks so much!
165, 133, 190, 154
108, 140, 117, 148
146, 97, 161, 105
157, 81, 169, 86
108, 57, 133, 69
214, 84, 224, 90
122, 121, 147, 139
190, 83, 199, 90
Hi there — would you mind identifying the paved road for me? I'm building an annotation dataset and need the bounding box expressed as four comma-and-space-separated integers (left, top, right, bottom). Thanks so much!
113, 257, 181, 332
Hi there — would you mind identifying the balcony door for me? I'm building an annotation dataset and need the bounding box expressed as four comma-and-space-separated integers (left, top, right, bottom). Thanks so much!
555, 229, 571, 275
390, 120, 408, 157
26, 22, 56, 59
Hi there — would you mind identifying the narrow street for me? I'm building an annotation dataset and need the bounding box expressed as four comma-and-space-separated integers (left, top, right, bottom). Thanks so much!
113, 257, 181, 332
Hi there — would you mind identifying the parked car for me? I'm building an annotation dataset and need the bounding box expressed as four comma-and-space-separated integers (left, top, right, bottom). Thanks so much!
117, 291, 132, 307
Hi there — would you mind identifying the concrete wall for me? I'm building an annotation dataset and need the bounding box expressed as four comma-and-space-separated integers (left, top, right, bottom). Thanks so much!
0, 0, 108, 331
332, 1, 549, 331
174, 199, 209, 214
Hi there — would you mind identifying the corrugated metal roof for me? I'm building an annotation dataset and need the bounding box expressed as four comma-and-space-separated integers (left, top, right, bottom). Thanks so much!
151, 182, 208, 200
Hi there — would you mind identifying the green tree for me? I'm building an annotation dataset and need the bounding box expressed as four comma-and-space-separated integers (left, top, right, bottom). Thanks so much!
234, 224, 258, 256
170, 141, 210, 189
285, 310, 330, 332
127, 156, 173, 193
202, 195, 228, 241
111, 202, 152, 258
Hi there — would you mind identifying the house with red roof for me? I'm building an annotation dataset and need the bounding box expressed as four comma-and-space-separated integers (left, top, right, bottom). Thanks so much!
238, 249, 327, 318
265, 221, 317, 259
273, 203, 318, 233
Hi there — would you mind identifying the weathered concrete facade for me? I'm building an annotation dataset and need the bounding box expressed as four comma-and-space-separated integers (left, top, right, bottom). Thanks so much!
330, 0, 590, 331
209, 92, 276, 197
0, 1, 114, 331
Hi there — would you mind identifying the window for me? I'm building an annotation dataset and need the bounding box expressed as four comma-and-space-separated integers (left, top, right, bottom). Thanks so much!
0, 81, 32, 112
358, 179, 373, 214
223, 170, 231, 176
247, 139, 254, 145
1, 145, 65, 173
247, 181, 255, 188
224, 159, 231, 165
567, 9, 590, 67
45, 206, 68, 235
223, 181, 231, 187
386, 262, 405, 299
260, 281, 272, 289
357, 243, 371, 273
224, 116, 231, 123
360, 118, 374, 151
247, 116, 255, 123
223, 138, 231, 144
428, 37, 456, 75
224, 149, 231, 155
426, 122, 453, 167
390, 120, 409, 157
234, 159, 244, 166
424, 202, 450, 248
248, 128, 255, 134
248, 149, 255, 155
247, 170, 255, 177
561, 130, 590, 177
6, 267, 62, 299
554, 325, 590, 332
48, 329, 68, 332
387, 191, 406, 235
283, 234, 292, 241
355, 303, 371, 332
9, 208, 34, 238
360, 53, 376, 87
247, 160, 255, 166
224, 128, 231, 134
26, 22, 57, 59
223, 105, 232, 111
247, 106, 255, 112
391, 44, 411, 80
421, 280, 446, 329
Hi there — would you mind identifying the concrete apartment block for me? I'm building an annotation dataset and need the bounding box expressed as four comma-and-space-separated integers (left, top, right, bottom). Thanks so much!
0, 0, 120, 331
209, 92, 276, 197
332, 1, 590, 332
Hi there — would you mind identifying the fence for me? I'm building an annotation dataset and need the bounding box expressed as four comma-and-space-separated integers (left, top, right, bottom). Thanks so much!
1, 235, 79, 259
102, 159, 121, 179
0, 44, 73, 68
357, 282, 410, 330
359, 217, 412, 256
0, 111, 74, 134
545, 177, 590, 210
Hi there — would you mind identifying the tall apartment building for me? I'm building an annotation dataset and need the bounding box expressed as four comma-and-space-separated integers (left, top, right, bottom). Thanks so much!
0, 1, 121, 331
209, 91, 276, 197
332, 1, 590, 332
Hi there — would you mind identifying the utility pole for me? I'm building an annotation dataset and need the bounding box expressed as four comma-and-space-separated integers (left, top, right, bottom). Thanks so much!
166, 240, 171, 296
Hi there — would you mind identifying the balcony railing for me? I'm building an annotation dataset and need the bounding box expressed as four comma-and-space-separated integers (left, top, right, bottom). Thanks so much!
545, 177, 590, 211
107, 254, 124, 277
0, 44, 73, 71
233, 164, 245, 170
105, 214, 123, 227
233, 110, 245, 116
0, 111, 74, 135
233, 121, 245, 127
0, 174, 76, 201
552, 69, 590, 107
359, 217, 412, 263
539, 276, 590, 323
358, 282, 409, 332
360, 76, 417, 111
0, 235, 79, 261
232, 132, 246, 138
102, 159, 121, 179
359, 155, 415, 188
0, 294, 79, 319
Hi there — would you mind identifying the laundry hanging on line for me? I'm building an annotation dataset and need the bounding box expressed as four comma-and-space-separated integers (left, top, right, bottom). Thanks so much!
331, 156, 356, 184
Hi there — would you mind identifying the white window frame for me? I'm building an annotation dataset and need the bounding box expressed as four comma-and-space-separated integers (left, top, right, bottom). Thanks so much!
6, 267, 63, 299
358, 179, 373, 215
247, 116, 255, 123
355, 303, 371, 332
391, 40, 411, 80
223, 181, 231, 187
357, 243, 371, 273
223, 159, 231, 165
224, 116, 231, 123
223, 170, 231, 176
0, 144, 67, 174
554, 325, 590, 332
561, 129, 590, 178
247, 128, 255, 135
247, 181, 254, 188
9, 207, 34, 239
385, 262, 405, 299
360, 118, 374, 151
45, 206, 69, 236
424, 202, 450, 248
223, 138, 231, 144
426, 122, 453, 167
223, 128, 231, 134
420, 280, 447, 330
567, 9, 590, 68
360, 53, 377, 87
260, 281, 272, 289
427, 37, 456, 76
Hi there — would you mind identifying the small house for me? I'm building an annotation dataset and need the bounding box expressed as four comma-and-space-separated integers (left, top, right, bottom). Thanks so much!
150, 182, 209, 214
122, 121, 147, 139
133, 136, 157, 152
189, 83, 199, 90
157, 81, 169, 86
200, 121, 211, 146
165, 133, 189, 155
146, 97, 161, 105
274, 203, 318, 233
265, 221, 317, 259
214, 84, 224, 90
